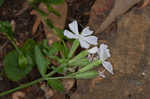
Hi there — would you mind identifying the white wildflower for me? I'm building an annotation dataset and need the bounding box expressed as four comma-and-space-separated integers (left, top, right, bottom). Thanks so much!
98, 70, 106, 78
64, 20, 98, 49
88, 44, 114, 74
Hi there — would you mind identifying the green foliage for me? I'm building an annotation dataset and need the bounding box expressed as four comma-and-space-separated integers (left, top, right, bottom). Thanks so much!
22, 39, 36, 53
0, 21, 29, 68
0, 21, 14, 40
78, 60, 101, 73
18, 53, 28, 69
69, 50, 89, 64
68, 40, 80, 59
53, 27, 66, 40
0, 0, 4, 6
42, 41, 68, 59
48, 79, 64, 92
45, 18, 54, 28
69, 58, 90, 67
19, 39, 36, 68
46, 4, 60, 16
0, 0, 101, 95
4, 50, 33, 81
75, 70, 98, 79
4, 39, 36, 81
34, 45, 50, 77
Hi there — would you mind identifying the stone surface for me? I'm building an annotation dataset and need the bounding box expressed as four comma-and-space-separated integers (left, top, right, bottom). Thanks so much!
71, 6, 150, 99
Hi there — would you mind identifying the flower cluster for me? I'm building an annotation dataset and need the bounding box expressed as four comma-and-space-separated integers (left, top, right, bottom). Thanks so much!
64, 20, 114, 78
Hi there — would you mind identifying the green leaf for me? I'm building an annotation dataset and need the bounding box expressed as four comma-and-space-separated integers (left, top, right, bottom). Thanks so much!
21, 39, 36, 65
49, 0, 64, 5
0, 21, 23, 55
61, 41, 69, 58
18, 53, 28, 69
47, 42, 64, 56
22, 39, 36, 65
34, 46, 50, 77
4, 50, 33, 81
78, 60, 101, 73
40, 39, 50, 50
46, 4, 60, 16
48, 42, 62, 56
41, 40, 68, 60
51, 63, 67, 74
0, 0, 4, 7
45, 19, 54, 28
0, 21, 14, 39
69, 58, 90, 67
53, 27, 65, 40
75, 70, 98, 79
68, 40, 80, 59
35, 8, 48, 17
69, 50, 88, 64
22, 39, 36, 52
3, 39, 36, 81
48, 79, 64, 92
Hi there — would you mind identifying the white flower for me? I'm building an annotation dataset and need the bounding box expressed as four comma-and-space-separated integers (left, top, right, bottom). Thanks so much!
88, 44, 114, 74
98, 70, 106, 78
64, 20, 98, 49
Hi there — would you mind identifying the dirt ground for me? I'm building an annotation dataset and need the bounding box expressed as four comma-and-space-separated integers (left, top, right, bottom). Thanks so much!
0, 0, 150, 99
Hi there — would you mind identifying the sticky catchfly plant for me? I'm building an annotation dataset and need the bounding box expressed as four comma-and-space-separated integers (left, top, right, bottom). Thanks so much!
88, 44, 114, 75
64, 20, 98, 49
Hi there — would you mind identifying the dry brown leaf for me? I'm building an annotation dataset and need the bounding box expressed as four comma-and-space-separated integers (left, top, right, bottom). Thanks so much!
31, 10, 42, 35
97, 0, 141, 33
12, 91, 25, 99
88, 0, 113, 32
89, 0, 141, 33
31, 2, 67, 45
140, 0, 150, 8
62, 79, 75, 92
40, 82, 54, 99
52, 92, 65, 99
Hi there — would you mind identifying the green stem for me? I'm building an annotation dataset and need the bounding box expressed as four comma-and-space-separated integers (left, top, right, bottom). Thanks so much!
46, 63, 67, 77
6, 34, 22, 54
0, 63, 68, 96
0, 78, 45, 97
45, 76, 73, 80
0, 75, 74, 97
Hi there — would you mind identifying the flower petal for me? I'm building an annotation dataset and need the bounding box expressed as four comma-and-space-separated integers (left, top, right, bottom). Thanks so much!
69, 20, 79, 34
64, 30, 77, 39
102, 61, 114, 74
79, 38, 90, 49
81, 27, 93, 36
98, 70, 106, 78
85, 36, 98, 45
88, 47, 98, 54
99, 44, 111, 61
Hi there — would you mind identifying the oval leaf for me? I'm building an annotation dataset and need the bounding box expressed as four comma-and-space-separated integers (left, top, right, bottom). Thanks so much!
34, 46, 50, 77
4, 50, 33, 81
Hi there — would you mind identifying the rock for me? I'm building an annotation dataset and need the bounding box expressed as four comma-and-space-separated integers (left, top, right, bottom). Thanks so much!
71, 5, 150, 99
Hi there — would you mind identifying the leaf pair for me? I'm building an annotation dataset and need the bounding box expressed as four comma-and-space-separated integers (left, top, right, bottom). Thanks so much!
4, 39, 36, 81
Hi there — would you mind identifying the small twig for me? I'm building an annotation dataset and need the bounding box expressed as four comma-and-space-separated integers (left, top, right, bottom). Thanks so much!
0, 40, 8, 52
139, 0, 150, 8
15, 2, 30, 16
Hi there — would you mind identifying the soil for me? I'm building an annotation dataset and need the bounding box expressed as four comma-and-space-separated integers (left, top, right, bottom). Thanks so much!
0, 0, 150, 99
